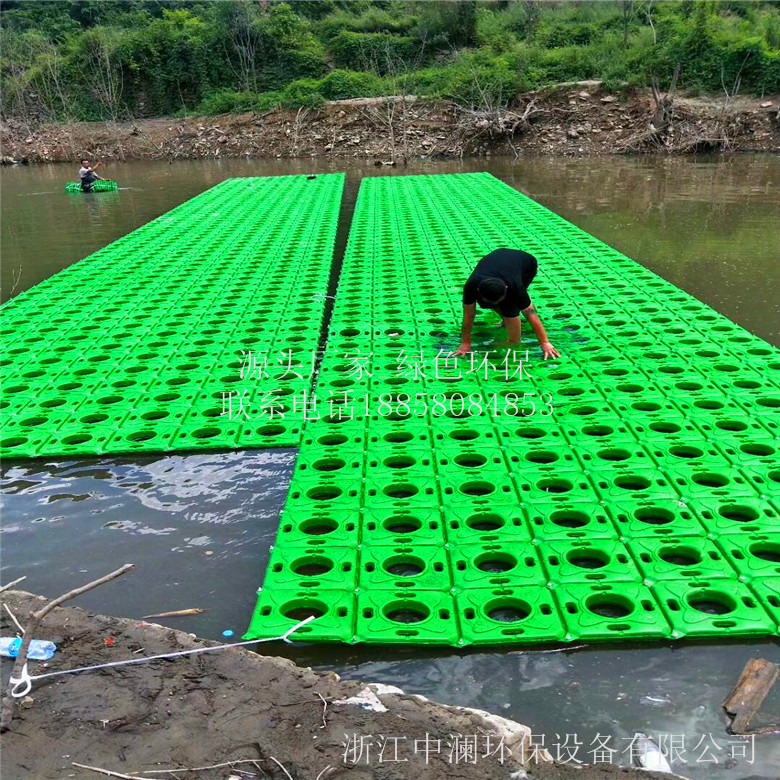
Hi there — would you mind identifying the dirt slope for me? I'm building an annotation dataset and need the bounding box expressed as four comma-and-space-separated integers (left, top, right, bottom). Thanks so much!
0, 590, 684, 780
2, 83, 777, 164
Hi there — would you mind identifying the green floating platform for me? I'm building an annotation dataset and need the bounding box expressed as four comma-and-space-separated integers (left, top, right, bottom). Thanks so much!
246, 172, 780, 647
2, 174, 345, 457
65, 180, 119, 192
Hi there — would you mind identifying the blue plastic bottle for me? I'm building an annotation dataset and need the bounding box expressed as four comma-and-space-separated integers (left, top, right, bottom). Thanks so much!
0, 637, 57, 660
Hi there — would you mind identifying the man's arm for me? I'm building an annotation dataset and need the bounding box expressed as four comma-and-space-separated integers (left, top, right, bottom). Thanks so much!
454, 303, 476, 356
504, 316, 522, 343
521, 302, 561, 360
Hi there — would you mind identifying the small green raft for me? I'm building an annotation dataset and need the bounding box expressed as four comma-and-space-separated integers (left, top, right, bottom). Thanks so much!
65, 180, 119, 193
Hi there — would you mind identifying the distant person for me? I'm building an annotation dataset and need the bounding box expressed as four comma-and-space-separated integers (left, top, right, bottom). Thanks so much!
78, 158, 104, 192
454, 248, 560, 360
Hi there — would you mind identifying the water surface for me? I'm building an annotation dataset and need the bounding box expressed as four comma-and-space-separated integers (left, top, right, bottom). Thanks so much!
2, 155, 779, 779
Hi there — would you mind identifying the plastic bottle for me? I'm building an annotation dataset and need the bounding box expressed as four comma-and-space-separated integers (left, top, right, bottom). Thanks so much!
0, 637, 57, 661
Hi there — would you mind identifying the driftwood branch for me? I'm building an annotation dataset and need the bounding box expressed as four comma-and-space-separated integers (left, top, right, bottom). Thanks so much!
0, 563, 134, 732
139, 759, 263, 774
73, 763, 147, 780
2, 603, 25, 635
0, 576, 27, 594
269, 757, 294, 780
723, 658, 779, 735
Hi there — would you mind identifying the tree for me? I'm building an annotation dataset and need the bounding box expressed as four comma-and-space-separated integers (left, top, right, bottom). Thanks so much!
217, 0, 262, 93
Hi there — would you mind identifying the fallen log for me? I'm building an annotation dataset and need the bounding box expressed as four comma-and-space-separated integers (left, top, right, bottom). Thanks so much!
723, 658, 779, 735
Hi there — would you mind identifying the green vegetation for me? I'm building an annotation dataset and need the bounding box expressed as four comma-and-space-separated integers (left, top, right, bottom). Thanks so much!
1, 1, 778, 123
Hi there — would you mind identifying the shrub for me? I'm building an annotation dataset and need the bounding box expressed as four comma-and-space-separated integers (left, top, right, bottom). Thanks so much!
404, 51, 519, 106
318, 69, 385, 99
329, 30, 418, 72
197, 90, 271, 115
279, 78, 326, 108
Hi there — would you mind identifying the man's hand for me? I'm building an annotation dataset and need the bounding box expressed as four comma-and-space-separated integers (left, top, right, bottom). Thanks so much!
453, 343, 472, 357
541, 341, 561, 360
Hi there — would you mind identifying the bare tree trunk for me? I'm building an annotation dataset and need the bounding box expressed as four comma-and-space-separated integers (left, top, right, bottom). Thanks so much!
644, 0, 657, 45
228, 2, 259, 93
291, 107, 309, 157
622, 0, 636, 49
650, 63, 680, 132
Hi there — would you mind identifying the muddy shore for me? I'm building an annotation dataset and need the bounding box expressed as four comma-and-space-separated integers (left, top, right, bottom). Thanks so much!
0, 590, 686, 780
2, 83, 777, 165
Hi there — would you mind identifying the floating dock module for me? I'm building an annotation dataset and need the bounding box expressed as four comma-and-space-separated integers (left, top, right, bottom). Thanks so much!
65, 180, 119, 193
1, 174, 345, 458
246, 172, 780, 647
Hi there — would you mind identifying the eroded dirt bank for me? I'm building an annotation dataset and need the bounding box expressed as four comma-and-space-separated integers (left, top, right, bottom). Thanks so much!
0, 590, 684, 780
2, 83, 777, 165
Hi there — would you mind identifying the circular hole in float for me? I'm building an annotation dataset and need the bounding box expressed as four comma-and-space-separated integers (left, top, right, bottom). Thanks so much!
718, 504, 759, 523
635, 507, 674, 525
383, 556, 425, 577
749, 543, 780, 563
739, 443, 775, 457
596, 448, 631, 462
312, 458, 345, 472
291, 555, 334, 577
383, 483, 419, 499
466, 513, 505, 531
688, 590, 735, 615
384, 456, 416, 470
300, 518, 338, 536
525, 450, 559, 464
281, 599, 327, 621
454, 453, 488, 468
669, 445, 704, 459
460, 481, 495, 496
474, 549, 516, 574
615, 475, 651, 491
692, 472, 730, 488
485, 598, 531, 622
538, 478, 572, 493
382, 515, 422, 534
384, 431, 414, 443
567, 548, 609, 569
586, 595, 633, 618
384, 602, 429, 624
551, 510, 589, 528
306, 485, 342, 501
659, 545, 702, 566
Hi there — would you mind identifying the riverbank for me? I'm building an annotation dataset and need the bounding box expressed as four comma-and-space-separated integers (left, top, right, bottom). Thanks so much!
2, 83, 777, 164
0, 590, 683, 780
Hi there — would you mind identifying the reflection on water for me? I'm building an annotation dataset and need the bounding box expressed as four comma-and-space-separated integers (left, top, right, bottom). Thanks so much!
2, 155, 779, 779
0, 451, 295, 630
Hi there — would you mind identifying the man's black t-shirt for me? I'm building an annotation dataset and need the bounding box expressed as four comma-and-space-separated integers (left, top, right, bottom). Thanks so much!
462, 248, 538, 318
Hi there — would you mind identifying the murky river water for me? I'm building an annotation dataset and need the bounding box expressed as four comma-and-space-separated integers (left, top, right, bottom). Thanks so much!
2, 155, 779, 778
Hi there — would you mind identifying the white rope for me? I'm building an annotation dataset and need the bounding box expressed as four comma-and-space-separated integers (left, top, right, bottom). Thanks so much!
8, 616, 316, 699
